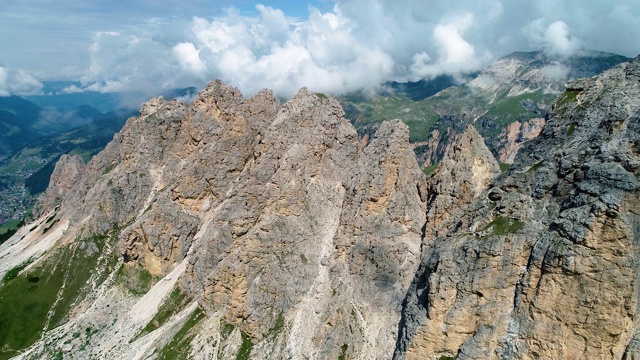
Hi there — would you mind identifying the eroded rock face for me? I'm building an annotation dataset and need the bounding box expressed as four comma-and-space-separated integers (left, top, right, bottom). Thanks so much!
396, 55, 640, 360
423, 125, 502, 239
35, 154, 86, 216
497, 118, 546, 164
27, 81, 427, 359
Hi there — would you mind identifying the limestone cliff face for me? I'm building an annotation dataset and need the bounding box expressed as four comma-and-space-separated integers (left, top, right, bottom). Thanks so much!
9, 81, 426, 359
4, 56, 640, 360
396, 56, 640, 359
497, 118, 546, 164
35, 154, 86, 216
423, 125, 502, 240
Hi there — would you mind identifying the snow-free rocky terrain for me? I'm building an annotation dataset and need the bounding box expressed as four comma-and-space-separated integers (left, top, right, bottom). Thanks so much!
0, 55, 639, 359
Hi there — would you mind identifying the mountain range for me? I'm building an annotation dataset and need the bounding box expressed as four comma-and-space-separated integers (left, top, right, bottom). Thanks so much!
0, 51, 638, 359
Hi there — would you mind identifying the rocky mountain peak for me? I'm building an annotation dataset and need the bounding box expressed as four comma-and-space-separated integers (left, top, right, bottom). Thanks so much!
437, 124, 500, 198
397, 55, 640, 359
193, 79, 244, 111
0, 78, 430, 359
468, 50, 631, 101
423, 124, 500, 239
139, 96, 166, 117
2, 55, 639, 360
34, 153, 86, 217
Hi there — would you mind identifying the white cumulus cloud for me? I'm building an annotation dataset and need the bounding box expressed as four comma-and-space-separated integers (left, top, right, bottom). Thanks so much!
46, 0, 639, 98
409, 13, 490, 81
173, 42, 207, 74
526, 20, 583, 57
0, 66, 44, 96
166, 2, 496, 96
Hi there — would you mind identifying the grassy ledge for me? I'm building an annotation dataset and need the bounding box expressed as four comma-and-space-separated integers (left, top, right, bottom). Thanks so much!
422, 162, 439, 176
236, 331, 253, 360
156, 307, 205, 360
484, 216, 524, 236
115, 262, 159, 295
133, 287, 191, 341
528, 161, 544, 172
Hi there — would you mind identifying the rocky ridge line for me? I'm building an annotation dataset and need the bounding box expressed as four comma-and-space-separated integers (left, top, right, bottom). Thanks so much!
5, 55, 640, 359
18, 80, 427, 359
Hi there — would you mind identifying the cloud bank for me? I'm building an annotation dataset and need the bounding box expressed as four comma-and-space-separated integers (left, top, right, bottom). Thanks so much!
0, 66, 43, 97
3, 0, 639, 97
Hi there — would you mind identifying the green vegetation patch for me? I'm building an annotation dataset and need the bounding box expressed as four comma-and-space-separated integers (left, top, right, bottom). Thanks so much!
0, 219, 22, 235
338, 344, 348, 360
156, 307, 205, 360
402, 114, 440, 142
438, 356, 457, 360
2, 258, 34, 282
0, 229, 119, 359
103, 163, 116, 174
566, 123, 577, 136
236, 331, 253, 360
422, 162, 439, 176
116, 262, 160, 295
557, 89, 580, 107
484, 216, 525, 236
0, 219, 24, 245
267, 313, 285, 338
528, 161, 544, 172
340, 91, 441, 142
218, 320, 269, 360
135, 287, 191, 340
220, 322, 235, 339
485, 96, 529, 122
0, 247, 88, 358
499, 163, 510, 173
484, 90, 554, 126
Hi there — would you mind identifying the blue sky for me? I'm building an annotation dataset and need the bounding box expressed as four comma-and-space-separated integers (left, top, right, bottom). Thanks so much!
0, 1, 329, 76
1, 0, 639, 97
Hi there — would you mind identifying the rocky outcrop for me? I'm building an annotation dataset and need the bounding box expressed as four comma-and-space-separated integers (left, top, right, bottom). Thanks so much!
468, 51, 630, 100
416, 51, 628, 170
423, 125, 502, 239
34, 154, 86, 217
396, 55, 640, 359
497, 118, 546, 164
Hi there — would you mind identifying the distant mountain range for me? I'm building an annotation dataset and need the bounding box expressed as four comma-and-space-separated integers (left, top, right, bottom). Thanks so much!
0, 85, 198, 162
339, 50, 630, 166
25, 82, 198, 113
0, 94, 120, 160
